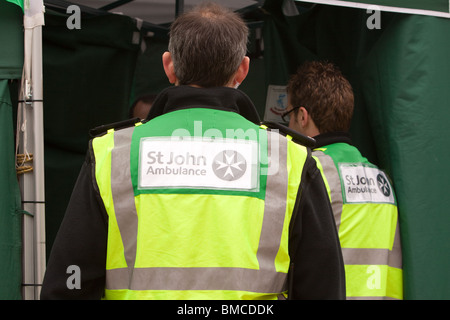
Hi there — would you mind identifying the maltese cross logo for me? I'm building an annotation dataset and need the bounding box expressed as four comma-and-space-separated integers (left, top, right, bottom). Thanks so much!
376, 174, 391, 197
212, 150, 247, 181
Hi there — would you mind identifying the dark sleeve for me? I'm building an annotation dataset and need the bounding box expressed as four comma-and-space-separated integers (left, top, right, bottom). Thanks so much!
288, 152, 346, 300
40, 151, 108, 300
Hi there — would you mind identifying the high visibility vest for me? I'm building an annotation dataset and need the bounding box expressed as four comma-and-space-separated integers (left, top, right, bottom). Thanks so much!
313, 143, 403, 300
91, 108, 307, 300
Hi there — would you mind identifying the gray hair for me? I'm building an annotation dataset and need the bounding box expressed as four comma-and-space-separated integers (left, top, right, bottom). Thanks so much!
168, 2, 249, 87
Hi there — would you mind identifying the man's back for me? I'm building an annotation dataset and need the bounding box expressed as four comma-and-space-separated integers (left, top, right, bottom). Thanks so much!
313, 137, 403, 299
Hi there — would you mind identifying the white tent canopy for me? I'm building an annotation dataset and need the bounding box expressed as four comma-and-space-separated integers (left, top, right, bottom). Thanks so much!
62, 0, 450, 20
295, 0, 450, 18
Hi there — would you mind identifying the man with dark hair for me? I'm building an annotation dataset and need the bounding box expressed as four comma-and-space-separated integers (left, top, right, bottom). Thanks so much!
284, 61, 354, 135
164, 3, 248, 88
41, 4, 345, 300
284, 60, 403, 300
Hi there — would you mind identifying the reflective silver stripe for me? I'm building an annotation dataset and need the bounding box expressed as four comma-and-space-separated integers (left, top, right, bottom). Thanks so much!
107, 130, 290, 293
111, 127, 138, 283
342, 247, 402, 269
313, 150, 344, 232
257, 131, 288, 273
106, 267, 287, 293
347, 296, 399, 300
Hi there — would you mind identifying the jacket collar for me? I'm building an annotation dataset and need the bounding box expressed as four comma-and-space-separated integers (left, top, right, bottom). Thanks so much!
145, 85, 261, 124
313, 131, 353, 149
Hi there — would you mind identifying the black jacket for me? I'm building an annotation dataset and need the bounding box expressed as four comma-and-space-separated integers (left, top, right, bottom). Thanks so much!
41, 86, 345, 300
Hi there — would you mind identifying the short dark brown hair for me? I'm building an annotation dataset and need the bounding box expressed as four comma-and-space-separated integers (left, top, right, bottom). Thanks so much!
286, 61, 354, 133
168, 2, 248, 87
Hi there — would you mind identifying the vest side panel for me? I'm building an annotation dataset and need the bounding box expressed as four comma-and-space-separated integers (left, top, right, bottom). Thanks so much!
92, 132, 128, 270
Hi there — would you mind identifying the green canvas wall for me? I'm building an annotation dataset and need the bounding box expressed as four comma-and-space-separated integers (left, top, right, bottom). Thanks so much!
0, 0, 23, 300
42, 9, 141, 256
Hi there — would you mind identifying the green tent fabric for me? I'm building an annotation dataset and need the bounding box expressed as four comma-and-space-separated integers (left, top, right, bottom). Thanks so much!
42, 9, 141, 256
0, 0, 24, 79
358, 13, 450, 300
0, 81, 22, 300
0, 0, 23, 300
262, 1, 450, 299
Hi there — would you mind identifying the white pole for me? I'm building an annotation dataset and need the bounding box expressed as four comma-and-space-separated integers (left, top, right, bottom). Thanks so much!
31, 24, 45, 300
20, 1, 46, 300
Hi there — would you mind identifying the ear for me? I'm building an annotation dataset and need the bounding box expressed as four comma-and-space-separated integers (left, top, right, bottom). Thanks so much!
232, 56, 250, 86
298, 106, 320, 136
298, 107, 310, 128
162, 51, 177, 84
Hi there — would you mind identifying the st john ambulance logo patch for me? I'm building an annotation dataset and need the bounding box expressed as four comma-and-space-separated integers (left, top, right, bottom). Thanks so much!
338, 163, 396, 204
138, 137, 259, 192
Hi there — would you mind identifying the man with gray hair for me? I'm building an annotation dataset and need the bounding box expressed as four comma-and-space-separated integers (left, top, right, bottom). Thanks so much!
41, 3, 345, 300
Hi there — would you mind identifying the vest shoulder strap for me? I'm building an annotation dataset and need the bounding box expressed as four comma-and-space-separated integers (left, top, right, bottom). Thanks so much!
89, 117, 142, 138
260, 121, 316, 148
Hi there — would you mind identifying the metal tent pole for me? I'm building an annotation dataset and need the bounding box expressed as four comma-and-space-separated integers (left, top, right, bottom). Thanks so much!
176, 0, 184, 17
19, 0, 45, 300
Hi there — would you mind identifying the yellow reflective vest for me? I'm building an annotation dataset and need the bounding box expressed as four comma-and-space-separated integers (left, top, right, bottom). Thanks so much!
92, 108, 308, 299
313, 141, 403, 300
